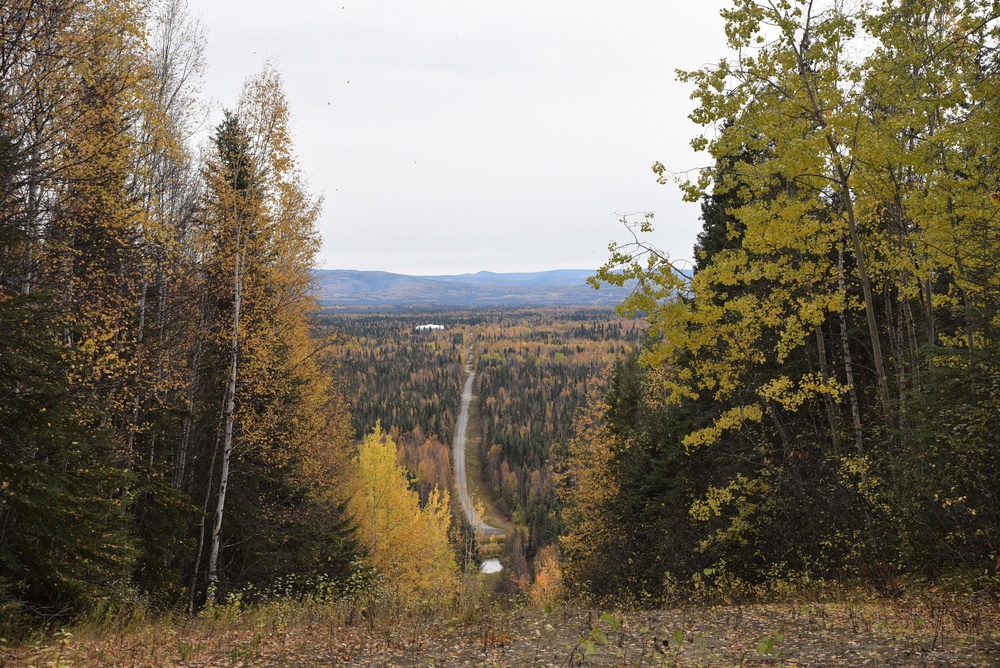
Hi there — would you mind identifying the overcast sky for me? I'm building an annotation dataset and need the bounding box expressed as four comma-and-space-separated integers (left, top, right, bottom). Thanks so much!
192, 1, 730, 275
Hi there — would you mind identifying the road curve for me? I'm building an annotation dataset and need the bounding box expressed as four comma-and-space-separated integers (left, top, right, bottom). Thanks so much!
453, 360, 505, 538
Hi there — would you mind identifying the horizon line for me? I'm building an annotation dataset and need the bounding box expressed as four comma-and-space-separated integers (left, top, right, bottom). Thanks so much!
314, 268, 601, 277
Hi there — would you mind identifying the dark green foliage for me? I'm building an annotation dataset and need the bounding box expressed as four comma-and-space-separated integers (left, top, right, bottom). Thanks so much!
693, 148, 747, 273
900, 350, 1000, 577
0, 296, 136, 619
213, 111, 257, 193
208, 452, 359, 592
318, 313, 465, 445
130, 475, 198, 603
475, 313, 642, 558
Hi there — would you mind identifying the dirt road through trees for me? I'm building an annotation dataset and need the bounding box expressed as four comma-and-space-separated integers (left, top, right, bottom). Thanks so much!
453, 354, 505, 537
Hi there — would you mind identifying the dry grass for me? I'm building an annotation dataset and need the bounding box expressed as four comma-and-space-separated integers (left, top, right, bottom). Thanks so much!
3, 585, 998, 667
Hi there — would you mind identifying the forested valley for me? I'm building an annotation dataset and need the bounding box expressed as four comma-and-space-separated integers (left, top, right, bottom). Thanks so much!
319, 310, 642, 591
0, 0, 359, 630
3, 0, 1000, 666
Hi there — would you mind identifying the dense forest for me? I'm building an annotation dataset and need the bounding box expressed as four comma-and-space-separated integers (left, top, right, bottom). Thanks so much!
473, 313, 643, 576
319, 309, 642, 584
565, 0, 1000, 603
3, 0, 1000, 652
317, 313, 466, 445
0, 0, 359, 628
317, 312, 467, 505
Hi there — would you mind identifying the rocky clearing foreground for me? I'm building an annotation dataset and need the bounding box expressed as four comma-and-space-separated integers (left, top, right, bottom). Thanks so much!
7, 594, 998, 667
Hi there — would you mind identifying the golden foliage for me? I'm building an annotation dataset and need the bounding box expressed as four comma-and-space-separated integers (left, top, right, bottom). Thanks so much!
556, 383, 621, 589
528, 543, 564, 609
347, 426, 458, 600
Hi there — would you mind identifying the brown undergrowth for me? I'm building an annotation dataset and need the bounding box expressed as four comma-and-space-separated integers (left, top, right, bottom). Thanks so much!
3, 586, 998, 667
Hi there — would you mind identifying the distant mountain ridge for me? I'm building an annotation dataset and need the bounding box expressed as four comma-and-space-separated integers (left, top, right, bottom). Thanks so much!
313, 269, 636, 309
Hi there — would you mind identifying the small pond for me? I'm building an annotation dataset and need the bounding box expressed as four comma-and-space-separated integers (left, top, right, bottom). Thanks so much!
480, 558, 503, 574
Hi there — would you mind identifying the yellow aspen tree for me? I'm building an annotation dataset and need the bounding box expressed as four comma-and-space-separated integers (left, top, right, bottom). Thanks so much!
196, 64, 349, 600
862, 1, 1000, 353
662, 0, 888, 433
597, 1, 879, 560
348, 426, 458, 600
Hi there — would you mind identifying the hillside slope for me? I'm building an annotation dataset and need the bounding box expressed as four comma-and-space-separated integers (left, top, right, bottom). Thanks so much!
313, 269, 636, 308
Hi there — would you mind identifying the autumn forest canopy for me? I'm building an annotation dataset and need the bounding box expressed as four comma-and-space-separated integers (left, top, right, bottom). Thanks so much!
585, 0, 1000, 599
1, 0, 999, 636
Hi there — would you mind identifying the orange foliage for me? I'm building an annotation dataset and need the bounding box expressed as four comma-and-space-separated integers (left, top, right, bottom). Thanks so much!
528, 543, 564, 609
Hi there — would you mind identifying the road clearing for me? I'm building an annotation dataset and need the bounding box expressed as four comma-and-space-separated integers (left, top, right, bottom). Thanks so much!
453, 353, 505, 538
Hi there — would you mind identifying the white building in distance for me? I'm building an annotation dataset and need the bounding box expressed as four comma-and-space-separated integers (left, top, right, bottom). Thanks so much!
414, 324, 445, 331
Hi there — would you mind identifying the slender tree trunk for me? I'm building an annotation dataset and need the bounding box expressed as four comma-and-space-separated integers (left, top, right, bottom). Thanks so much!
0, 506, 10, 552
206, 227, 246, 600
951, 259, 975, 352
838, 241, 865, 459
792, 38, 892, 419
883, 281, 907, 400
765, 401, 794, 456
924, 277, 936, 347
957, 279, 975, 352
125, 279, 148, 467
901, 277, 920, 378
176, 292, 209, 490
20, 149, 40, 296
188, 416, 222, 616
815, 325, 841, 451
831, 153, 892, 420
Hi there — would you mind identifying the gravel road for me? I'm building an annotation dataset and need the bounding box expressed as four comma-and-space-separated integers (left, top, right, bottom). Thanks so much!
453, 359, 505, 538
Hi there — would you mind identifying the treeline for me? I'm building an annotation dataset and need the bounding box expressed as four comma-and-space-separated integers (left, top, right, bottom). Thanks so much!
473, 312, 643, 572
565, 0, 1000, 602
317, 313, 469, 506
318, 309, 644, 588
0, 0, 355, 627
318, 313, 466, 447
